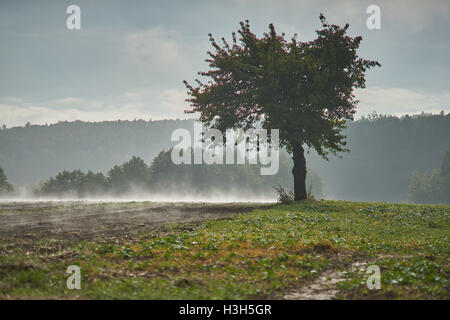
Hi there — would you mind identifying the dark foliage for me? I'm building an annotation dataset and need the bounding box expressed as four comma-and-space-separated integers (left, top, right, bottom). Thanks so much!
0, 166, 14, 195
184, 15, 380, 200
408, 149, 450, 204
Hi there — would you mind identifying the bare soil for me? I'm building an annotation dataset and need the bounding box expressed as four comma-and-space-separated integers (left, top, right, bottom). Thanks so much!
0, 201, 272, 242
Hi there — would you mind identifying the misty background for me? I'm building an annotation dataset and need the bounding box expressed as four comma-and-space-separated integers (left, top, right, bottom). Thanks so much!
1, 113, 449, 203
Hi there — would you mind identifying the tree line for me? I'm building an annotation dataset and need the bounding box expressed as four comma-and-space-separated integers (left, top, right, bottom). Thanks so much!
307, 111, 450, 202
21, 151, 323, 199
0, 119, 195, 185
1, 112, 449, 202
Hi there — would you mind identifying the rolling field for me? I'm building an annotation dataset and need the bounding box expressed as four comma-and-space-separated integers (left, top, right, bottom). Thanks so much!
0, 200, 448, 299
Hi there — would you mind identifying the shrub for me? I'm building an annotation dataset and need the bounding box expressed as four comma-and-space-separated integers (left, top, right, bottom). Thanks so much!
272, 185, 294, 204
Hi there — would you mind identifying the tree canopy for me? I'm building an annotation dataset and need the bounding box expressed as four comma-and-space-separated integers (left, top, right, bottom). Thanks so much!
184, 15, 380, 200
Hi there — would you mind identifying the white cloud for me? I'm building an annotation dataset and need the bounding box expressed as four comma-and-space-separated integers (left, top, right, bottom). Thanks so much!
0, 87, 193, 127
48, 97, 86, 106
124, 27, 190, 73
2, 85, 448, 128
355, 86, 450, 117
2, 85, 449, 127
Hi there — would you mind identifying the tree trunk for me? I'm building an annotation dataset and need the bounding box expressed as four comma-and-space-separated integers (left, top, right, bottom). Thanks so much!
292, 142, 307, 201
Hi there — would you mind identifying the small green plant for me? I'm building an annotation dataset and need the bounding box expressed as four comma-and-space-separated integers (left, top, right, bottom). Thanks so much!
272, 185, 294, 204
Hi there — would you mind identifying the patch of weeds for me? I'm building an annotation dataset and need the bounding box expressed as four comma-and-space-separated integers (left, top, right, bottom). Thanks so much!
272, 185, 294, 204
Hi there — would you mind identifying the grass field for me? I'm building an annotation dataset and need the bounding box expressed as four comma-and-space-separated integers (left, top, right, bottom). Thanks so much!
0, 200, 448, 299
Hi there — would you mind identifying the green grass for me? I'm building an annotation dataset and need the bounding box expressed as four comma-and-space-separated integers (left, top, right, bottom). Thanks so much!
0, 200, 448, 299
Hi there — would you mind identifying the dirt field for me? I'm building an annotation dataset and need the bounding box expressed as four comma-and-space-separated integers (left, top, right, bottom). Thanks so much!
0, 201, 272, 241
0, 200, 448, 299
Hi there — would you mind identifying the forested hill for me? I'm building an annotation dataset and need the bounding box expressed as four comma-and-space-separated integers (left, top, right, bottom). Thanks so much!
307, 112, 450, 202
0, 113, 449, 202
0, 119, 194, 184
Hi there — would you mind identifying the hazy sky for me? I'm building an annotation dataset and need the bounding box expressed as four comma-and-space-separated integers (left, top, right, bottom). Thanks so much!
1, 0, 449, 127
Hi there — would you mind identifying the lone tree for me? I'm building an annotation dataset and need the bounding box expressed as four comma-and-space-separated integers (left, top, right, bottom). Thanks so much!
184, 15, 380, 200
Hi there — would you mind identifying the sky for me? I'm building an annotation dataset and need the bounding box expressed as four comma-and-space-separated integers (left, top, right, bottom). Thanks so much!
0, 0, 449, 127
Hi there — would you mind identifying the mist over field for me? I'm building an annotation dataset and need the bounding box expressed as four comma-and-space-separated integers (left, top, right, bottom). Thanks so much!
0, 188, 277, 203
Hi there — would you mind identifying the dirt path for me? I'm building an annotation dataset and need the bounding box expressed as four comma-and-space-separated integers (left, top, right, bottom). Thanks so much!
0, 201, 272, 241
282, 253, 411, 300
283, 261, 369, 300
